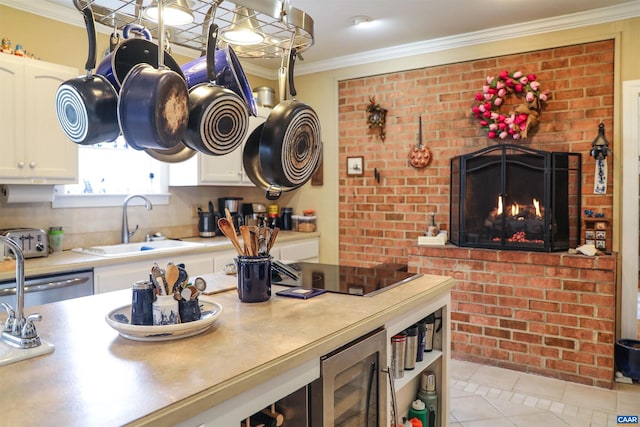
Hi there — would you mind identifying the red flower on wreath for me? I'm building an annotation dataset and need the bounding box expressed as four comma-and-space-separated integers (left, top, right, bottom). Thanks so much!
471, 70, 551, 140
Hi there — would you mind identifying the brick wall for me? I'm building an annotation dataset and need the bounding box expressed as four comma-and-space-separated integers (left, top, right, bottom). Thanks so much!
338, 40, 618, 387
408, 246, 617, 388
338, 40, 615, 266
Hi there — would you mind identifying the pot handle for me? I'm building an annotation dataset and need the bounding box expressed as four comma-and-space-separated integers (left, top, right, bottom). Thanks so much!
265, 185, 283, 200
206, 23, 219, 83
122, 23, 152, 41
288, 48, 297, 98
73, 0, 97, 73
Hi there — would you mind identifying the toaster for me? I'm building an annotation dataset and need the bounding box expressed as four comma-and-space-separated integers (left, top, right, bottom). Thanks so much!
0, 228, 48, 258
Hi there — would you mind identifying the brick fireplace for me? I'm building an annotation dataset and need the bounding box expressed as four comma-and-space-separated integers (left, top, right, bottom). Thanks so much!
408, 246, 616, 388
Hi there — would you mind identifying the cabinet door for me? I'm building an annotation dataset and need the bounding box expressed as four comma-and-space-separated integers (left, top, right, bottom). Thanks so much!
212, 250, 239, 272
198, 148, 247, 185
0, 55, 26, 178
23, 60, 78, 183
94, 253, 215, 294
0, 56, 78, 183
278, 237, 319, 262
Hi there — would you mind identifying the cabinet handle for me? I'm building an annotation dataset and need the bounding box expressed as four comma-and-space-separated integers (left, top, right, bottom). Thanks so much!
29, 161, 36, 168
17, 161, 25, 168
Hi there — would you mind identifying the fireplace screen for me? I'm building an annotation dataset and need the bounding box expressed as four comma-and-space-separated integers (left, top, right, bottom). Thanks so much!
450, 144, 581, 251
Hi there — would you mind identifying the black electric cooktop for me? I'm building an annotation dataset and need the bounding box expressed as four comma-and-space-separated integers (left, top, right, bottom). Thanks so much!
272, 261, 422, 297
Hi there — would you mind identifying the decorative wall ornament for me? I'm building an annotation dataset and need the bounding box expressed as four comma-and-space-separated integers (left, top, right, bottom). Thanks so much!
366, 97, 387, 141
471, 70, 551, 140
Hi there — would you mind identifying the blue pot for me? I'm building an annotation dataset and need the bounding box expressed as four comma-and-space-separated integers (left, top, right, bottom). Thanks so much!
117, 63, 189, 150
55, 2, 119, 145
181, 45, 257, 116
96, 24, 184, 92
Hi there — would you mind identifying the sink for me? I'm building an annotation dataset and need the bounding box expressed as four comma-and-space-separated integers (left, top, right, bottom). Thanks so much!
72, 240, 205, 257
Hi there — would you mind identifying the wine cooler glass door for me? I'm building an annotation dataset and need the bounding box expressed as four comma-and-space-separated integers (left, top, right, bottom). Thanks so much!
310, 328, 388, 427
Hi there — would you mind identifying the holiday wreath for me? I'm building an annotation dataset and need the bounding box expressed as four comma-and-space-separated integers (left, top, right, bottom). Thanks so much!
471, 70, 551, 140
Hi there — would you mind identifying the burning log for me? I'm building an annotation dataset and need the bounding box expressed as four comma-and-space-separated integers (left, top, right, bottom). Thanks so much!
486, 197, 545, 244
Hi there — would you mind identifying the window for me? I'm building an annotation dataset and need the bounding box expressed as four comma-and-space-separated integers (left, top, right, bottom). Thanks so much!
53, 137, 170, 208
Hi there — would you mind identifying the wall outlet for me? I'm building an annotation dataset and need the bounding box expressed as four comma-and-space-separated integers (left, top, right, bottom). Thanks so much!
191, 204, 202, 218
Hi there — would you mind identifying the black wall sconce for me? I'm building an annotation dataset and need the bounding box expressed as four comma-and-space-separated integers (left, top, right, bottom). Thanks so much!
590, 123, 610, 160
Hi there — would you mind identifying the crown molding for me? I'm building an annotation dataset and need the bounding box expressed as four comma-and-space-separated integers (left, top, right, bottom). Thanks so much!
295, 1, 640, 76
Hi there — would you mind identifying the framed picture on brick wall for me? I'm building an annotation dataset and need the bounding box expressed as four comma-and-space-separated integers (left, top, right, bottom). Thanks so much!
347, 156, 364, 176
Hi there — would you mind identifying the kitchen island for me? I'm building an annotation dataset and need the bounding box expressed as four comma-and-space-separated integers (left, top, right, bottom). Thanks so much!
0, 272, 453, 426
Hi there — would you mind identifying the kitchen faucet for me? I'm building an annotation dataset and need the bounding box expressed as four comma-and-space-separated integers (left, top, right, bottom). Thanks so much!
122, 194, 153, 243
0, 235, 43, 349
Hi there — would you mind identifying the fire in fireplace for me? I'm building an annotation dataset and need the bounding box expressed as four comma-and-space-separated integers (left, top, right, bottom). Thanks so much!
449, 144, 581, 251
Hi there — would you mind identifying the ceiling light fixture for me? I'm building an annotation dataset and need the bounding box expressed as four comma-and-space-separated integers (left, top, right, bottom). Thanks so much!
144, 0, 194, 26
220, 7, 265, 46
351, 15, 373, 26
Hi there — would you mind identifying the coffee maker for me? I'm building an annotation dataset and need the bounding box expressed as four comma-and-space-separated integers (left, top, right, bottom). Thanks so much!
198, 201, 220, 237
218, 197, 243, 233
242, 203, 267, 227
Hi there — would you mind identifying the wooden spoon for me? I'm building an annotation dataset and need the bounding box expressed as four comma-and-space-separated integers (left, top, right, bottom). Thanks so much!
217, 217, 244, 255
267, 227, 280, 254
165, 263, 179, 294
239, 225, 253, 256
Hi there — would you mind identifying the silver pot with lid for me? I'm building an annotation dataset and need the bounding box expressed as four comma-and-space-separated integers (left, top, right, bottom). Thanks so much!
253, 86, 275, 108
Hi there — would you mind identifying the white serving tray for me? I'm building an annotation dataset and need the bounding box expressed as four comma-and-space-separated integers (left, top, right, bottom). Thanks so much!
105, 301, 223, 342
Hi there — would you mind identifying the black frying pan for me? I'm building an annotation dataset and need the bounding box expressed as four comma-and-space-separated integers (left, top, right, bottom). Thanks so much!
182, 23, 249, 155
243, 123, 303, 200
258, 48, 322, 187
55, 0, 119, 145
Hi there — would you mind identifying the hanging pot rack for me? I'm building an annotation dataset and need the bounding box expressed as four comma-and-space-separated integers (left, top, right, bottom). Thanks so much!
76, 0, 314, 59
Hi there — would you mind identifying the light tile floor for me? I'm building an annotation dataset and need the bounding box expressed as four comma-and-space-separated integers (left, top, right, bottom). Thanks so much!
449, 359, 640, 427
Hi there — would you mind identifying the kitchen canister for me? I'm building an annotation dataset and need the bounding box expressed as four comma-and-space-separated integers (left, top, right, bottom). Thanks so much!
152, 295, 179, 325
48, 226, 64, 252
131, 280, 155, 325
236, 255, 271, 302
178, 299, 201, 323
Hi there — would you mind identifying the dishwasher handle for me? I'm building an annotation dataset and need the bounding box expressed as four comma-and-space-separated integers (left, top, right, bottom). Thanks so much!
0, 276, 90, 297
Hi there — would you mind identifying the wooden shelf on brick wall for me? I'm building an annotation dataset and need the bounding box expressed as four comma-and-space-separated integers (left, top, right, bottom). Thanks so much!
584, 218, 610, 251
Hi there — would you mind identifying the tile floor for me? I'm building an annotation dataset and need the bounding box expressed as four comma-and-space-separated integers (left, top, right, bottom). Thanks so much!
449, 359, 640, 427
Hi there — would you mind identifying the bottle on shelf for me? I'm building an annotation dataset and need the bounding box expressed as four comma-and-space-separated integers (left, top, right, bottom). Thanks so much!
404, 325, 418, 370
417, 371, 439, 427
424, 313, 435, 352
407, 399, 427, 427
391, 333, 407, 379
416, 321, 426, 362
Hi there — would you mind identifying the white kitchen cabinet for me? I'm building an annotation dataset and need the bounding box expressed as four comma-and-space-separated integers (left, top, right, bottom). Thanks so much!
93, 252, 214, 294
0, 54, 78, 184
276, 236, 319, 262
169, 107, 270, 187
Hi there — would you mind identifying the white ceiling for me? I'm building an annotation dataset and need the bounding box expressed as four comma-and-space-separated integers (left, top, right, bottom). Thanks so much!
4, 0, 640, 75
291, 0, 637, 62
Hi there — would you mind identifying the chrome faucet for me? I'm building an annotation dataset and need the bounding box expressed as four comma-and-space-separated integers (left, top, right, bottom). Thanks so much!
122, 194, 153, 243
0, 235, 43, 349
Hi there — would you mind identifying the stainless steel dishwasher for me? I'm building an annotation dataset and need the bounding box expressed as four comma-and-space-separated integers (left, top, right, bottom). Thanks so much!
0, 270, 93, 308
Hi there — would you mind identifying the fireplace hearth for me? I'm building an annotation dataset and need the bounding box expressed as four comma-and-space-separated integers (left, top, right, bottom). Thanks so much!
449, 144, 581, 251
